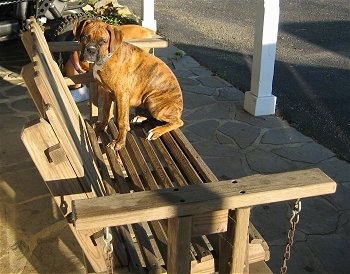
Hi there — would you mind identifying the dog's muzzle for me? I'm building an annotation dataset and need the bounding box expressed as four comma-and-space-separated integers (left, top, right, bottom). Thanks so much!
82, 44, 99, 63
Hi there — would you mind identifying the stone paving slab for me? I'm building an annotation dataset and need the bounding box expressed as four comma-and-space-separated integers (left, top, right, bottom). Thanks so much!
0, 37, 349, 274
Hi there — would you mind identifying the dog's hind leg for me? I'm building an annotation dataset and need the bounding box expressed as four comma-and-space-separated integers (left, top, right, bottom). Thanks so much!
146, 119, 184, 140
145, 92, 184, 140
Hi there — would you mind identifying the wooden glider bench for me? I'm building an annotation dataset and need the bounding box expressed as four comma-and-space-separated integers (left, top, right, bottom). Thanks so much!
20, 19, 337, 273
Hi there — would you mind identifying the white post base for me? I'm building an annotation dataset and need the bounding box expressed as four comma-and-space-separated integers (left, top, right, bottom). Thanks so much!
141, 19, 157, 31
244, 91, 277, 116
243, 0, 279, 116
141, 0, 157, 31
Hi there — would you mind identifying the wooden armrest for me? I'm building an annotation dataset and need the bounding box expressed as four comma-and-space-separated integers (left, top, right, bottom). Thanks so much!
72, 168, 336, 231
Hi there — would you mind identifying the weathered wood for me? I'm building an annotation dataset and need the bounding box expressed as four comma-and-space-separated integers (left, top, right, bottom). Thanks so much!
191, 236, 213, 263
104, 121, 215, 272
230, 207, 251, 274
219, 209, 235, 273
171, 128, 269, 254
133, 126, 174, 188
171, 129, 218, 182
89, 74, 99, 123
21, 119, 108, 272
23, 19, 105, 198
72, 168, 336, 230
21, 30, 35, 61
86, 122, 155, 269
132, 223, 166, 273
167, 216, 192, 273
125, 37, 169, 49
192, 209, 228, 236
44, 143, 66, 164
85, 121, 114, 195
48, 38, 168, 52
21, 63, 45, 117
108, 121, 146, 192
248, 243, 267, 265
249, 261, 273, 274
44, 106, 86, 188
22, 19, 337, 274
64, 71, 95, 86
48, 40, 81, 52
93, 123, 170, 271
156, 130, 204, 185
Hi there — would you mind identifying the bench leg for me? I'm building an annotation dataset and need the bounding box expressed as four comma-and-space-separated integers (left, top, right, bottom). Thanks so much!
219, 207, 251, 274
167, 216, 192, 273
231, 207, 251, 273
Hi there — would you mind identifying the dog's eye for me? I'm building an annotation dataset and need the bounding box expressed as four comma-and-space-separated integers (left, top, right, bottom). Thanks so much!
99, 39, 108, 46
81, 35, 88, 43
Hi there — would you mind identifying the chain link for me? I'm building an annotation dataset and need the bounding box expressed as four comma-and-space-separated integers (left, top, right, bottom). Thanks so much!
280, 199, 301, 274
103, 227, 114, 274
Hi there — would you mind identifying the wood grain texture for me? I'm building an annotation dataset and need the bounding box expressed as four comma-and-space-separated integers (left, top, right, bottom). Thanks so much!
167, 216, 192, 273
72, 168, 336, 230
48, 38, 168, 52
21, 119, 108, 272
230, 207, 251, 274
21, 63, 45, 117
22, 19, 336, 274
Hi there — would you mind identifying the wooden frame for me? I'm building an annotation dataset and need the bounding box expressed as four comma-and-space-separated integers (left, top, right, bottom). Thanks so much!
20, 18, 336, 273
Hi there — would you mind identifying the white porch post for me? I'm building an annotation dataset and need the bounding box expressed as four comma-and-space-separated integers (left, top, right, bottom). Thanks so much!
244, 0, 279, 116
141, 0, 157, 31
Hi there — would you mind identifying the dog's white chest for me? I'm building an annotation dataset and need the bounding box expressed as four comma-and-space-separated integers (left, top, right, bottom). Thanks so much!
92, 53, 113, 83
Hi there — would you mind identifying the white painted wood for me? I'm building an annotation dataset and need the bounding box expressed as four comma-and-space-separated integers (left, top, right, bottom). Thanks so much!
141, 0, 157, 31
244, 0, 279, 116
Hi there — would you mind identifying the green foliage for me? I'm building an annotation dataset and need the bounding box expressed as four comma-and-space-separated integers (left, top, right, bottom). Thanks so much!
87, 3, 137, 26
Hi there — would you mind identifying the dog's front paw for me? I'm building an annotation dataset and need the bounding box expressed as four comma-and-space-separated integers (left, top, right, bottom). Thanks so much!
94, 121, 107, 132
107, 140, 125, 151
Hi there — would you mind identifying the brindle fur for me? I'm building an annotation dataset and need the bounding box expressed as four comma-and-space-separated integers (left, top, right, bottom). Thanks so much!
76, 20, 184, 150
65, 20, 155, 88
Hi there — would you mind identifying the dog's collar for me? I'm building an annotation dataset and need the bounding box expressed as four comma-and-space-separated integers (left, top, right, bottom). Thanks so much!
69, 54, 85, 74
96, 53, 113, 66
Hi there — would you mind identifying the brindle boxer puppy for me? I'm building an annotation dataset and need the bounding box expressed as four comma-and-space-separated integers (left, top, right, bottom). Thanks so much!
75, 20, 184, 150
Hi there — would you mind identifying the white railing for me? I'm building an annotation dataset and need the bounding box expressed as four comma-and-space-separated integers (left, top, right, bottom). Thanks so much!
140, 0, 157, 31
244, 0, 279, 116
139, 0, 279, 116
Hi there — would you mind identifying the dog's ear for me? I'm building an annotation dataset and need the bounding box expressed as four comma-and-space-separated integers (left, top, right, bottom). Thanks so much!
107, 25, 123, 53
73, 19, 91, 40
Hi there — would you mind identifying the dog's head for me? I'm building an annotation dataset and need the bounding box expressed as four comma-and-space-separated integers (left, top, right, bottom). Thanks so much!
73, 19, 123, 64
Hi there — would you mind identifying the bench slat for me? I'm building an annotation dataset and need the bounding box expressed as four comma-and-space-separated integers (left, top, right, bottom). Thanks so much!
133, 126, 175, 188
172, 129, 218, 182
162, 133, 204, 185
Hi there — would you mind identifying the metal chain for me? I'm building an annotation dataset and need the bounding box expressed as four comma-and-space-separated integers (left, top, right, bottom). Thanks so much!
280, 199, 301, 274
103, 227, 114, 274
